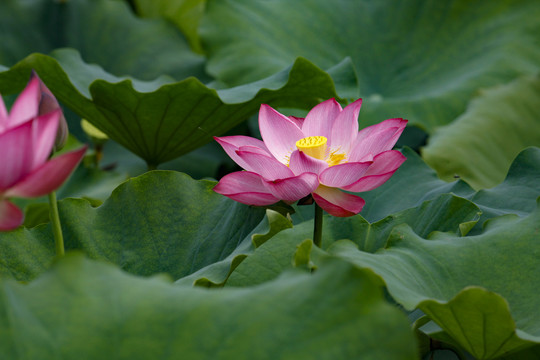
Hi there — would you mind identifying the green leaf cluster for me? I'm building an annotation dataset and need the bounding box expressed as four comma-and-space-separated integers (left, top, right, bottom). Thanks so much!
1, 0, 540, 358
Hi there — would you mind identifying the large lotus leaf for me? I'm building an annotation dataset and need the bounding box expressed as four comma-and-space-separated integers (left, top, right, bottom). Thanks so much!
0, 171, 265, 282
200, 0, 540, 130
359, 147, 540, 234
0, 0, 206, 81
423, 75, 540, 189
418, 289, 539, 359
0, 50, 344, 167
329, 200, 540, 358
133, 0, 206, 53
226, 194, 480, 287
0, 254, 417, 360
177, 210, 293, 287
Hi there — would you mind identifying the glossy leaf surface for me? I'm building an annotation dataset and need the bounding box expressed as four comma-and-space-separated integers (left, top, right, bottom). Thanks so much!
0, 255, 417, 360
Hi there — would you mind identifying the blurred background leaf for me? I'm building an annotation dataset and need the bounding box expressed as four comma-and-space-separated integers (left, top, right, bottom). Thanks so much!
330, 203, 540, 358
0, 0, 207, 81
423, 75, 540, 189
132, 0, 206, 54
200, 0, 540, 131
0, 255, 418, 360
359, 147, 540, 234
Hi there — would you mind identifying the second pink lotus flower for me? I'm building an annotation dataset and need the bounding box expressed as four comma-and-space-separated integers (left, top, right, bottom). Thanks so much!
214, 98, 407, 217
0, 73, 87, 230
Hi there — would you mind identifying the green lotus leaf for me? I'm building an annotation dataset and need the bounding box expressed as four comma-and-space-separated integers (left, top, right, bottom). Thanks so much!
226, 194, 479, 287
0, 0, 206, 80
329, 200, 540, 358
0, 254, 417, 360
200, 0, 540, 130
423, 75, 540, 189
360, 147, 540, 234
133, 0, 206, 53
0, 171, 265, 282
419, 289, 538, 359
176, 209, 293, 287
0, 50, 343, 167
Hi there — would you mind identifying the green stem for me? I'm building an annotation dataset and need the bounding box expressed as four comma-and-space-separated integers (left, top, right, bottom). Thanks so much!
313, 202, 323, 248
48, 191, 65, 257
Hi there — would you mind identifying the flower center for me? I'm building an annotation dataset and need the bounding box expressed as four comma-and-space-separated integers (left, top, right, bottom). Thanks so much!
296, 136, 327, 160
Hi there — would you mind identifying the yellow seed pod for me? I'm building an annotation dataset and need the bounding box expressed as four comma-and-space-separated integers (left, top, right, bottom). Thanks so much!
296, 136, 327, 160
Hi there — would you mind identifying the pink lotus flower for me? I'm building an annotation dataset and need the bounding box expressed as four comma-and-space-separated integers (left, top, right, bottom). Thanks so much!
214, 99, 407, 217
0, 73, 87, 230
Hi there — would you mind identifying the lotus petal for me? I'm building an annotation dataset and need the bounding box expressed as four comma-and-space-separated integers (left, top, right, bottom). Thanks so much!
5, 147, 86, 198
213, 171, 279, 206
0, 122, 35, 190
30, 110, 60, 170
301, 98, 341, 141
263, 173, 319, 202
235, 149, 294, 180
319, 161, 372, 188
313, 186, 365, 217
259, 104, 304, 164
289, 150, 328, 176
330, 98, 362, 153
349, 123, 406, 162
214, 135, 271, 170
355, 118, 407, 143
0, 200, 24, 231
0, 97, 7, 131
7, 75, 41, 128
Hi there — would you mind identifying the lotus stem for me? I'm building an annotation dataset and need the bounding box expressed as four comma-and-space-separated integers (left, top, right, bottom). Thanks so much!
313, 202, 323, 248
48, 191, 65, 257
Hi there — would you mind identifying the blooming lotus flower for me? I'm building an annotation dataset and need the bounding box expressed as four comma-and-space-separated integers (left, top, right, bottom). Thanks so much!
214, 98, 407, 217
0, 73, 87, 231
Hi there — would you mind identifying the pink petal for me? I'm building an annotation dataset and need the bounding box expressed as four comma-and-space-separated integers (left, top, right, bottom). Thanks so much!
348, 121, 406, 162
30, 110, 61, 170
5, 146, 87, 198
262, 173, 319, 202
0, 121, 35, 190
0, 97, 8, 131
313, 186, 365, 217
319, 161, 372, 188
365, 150, 406, 176
0, 200, 24, 231
289, 150, 328, 176
237, 145, 271, 156
213, 171, 280, 206
301, 98, 342, 140
342, 151, 406, 192
259, 104, 304, 164
329, 98, 362, 153
342, 171, 398, 193
236, 149, 294, 180
8, 74, 41, 128
355, 118, 407, 144
288, 116, 304, 128
31, 71, 68, 150
214, 135, 271, 170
